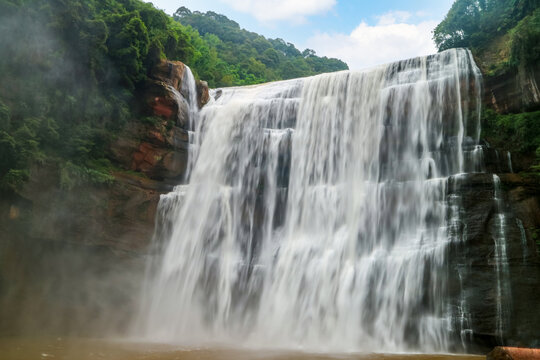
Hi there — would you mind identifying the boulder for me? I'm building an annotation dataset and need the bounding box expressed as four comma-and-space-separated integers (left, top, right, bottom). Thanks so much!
487, 347, 540, 360
151, 59, 186, 91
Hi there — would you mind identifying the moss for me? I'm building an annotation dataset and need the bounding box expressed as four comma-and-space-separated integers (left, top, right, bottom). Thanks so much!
473, 33, 513, 77
482, 109, 540, 173
115, 168, 149, 179
0, 169, 29, 192
59, 160, 115, 190
509, 8, 540, 68
141, 116, 161, 126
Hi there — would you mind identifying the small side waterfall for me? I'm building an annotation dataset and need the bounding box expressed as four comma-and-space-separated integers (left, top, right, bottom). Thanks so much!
138, 49, 492, 352
181, 65, 201, 180
492, 175, 511, 343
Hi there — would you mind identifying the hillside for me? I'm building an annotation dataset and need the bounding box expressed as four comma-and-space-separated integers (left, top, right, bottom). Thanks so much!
172, 7, 348, 86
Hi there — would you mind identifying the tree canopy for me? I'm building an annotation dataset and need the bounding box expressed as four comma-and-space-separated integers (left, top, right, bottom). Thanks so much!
173, 7, 348, 87
433, 0, 539, 68
0, 0, 349, 191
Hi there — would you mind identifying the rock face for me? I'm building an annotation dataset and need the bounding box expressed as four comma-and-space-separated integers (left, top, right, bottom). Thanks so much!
446, 59, 540, 352
459, 61, 540, 352
483, 64, 540, 114
111, 121, 189, 183
446, 172, 540, 351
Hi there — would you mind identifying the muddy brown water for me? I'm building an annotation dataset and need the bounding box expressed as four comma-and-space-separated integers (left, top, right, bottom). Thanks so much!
0, 338, 485, 360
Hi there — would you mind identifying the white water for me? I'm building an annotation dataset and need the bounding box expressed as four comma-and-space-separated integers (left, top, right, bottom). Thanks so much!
139, 49, 485, 352
181, 65, 200, 180
507, 152, 513, 173
491, 175, 511, 343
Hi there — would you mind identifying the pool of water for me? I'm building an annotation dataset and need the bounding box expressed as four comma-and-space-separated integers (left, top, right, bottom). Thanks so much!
0, 338, 485, 360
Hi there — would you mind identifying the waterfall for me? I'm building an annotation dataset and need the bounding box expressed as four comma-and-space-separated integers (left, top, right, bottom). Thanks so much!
138, 49, 485, 352
181, 65, 200, 180
164, 65, 200, 180
492, 175, 511, 344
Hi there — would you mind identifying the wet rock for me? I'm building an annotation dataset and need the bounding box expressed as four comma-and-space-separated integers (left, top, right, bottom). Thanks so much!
483, 147, 513, 174
145, 60, 209, 125
197, 80, 210, 108
214, 89, 223, 101
447, 171, 540, 351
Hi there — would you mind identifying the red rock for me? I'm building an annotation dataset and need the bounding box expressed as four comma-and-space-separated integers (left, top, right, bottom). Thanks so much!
143, 151, 161, 166
137, 161, 154, 173
487, 347, 540, 360
148, 130, 166, 146
139, 142, 153, 153
152, 96, 175, 118
132, 152, 145, 163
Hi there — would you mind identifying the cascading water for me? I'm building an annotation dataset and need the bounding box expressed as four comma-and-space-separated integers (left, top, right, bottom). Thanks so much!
491, 175, 511, 343
184, 66, 201, 181
164, 65, 200, 180
138, 49, 485, 352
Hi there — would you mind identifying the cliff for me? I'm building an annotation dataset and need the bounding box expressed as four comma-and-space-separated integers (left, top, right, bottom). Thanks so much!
457, 52, 540, 350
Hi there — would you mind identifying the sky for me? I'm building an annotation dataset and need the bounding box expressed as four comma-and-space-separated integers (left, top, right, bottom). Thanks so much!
145, 0, 455, 70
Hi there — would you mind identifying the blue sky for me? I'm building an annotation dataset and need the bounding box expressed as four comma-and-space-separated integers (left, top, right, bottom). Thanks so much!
146, 0, 455, 70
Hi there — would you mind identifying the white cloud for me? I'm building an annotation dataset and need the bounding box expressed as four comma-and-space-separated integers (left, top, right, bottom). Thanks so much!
305, 12, 438, 70
375, 10, 412, 26
218, 0, 336, 22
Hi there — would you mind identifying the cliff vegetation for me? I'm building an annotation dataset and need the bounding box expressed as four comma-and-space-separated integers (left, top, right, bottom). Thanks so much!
434, 0, 540, 175
0, 0, 347, 195
172, 7, 348, 86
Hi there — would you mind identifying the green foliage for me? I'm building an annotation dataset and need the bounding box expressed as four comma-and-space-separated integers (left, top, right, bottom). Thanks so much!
0, 169, 29, 192
509, 8, 540, 67
482, 109, 540, 152
60, 160, 114, 190
482, 109, 540, 172
434, 0, 539, 76
106, 12, 150, 89
529, 227, 540, 255
433, 0, 537, 52
173, 7, 348, 87
0, 100, 10, 131
0, 0, 349, 191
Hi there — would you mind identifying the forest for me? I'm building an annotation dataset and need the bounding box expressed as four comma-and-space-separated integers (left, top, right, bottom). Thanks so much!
0, 0, 347, 193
